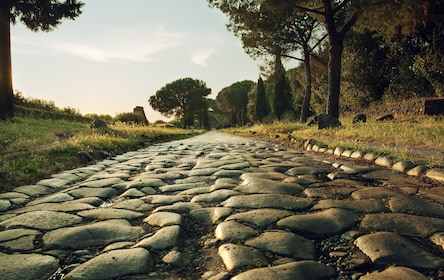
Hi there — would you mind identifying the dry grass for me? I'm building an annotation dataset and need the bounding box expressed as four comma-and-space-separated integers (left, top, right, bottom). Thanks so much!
222, 116, 444, 167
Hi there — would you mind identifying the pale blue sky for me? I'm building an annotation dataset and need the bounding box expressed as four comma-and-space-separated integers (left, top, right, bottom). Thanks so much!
11, 0, 261, 121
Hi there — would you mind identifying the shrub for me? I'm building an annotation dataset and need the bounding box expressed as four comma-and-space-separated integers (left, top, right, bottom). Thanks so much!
114, 112, 146, 124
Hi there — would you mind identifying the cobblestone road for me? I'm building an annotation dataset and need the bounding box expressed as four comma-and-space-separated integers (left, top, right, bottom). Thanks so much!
0, 131, 443, 280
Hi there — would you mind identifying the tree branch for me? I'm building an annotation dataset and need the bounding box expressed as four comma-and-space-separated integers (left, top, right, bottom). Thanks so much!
295, 4, 325, 16
281, 54, 304, 62
308, 33, 328, 53
339, 13, 358, 37
333, 0, 352, 14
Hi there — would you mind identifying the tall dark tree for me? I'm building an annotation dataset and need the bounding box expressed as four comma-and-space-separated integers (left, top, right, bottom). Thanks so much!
0, 0, 84, 120
269, 54, 293, 120
254, 77, 267, 122
149, 78, 211, 129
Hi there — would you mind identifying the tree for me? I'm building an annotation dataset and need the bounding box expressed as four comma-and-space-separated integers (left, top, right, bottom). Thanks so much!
216, 80, 254, 127
149, 78, 211, 128
254, 77, 267, 122
341, 30, 390, 110
209, 0, 325, 122
0, 0, 84, 120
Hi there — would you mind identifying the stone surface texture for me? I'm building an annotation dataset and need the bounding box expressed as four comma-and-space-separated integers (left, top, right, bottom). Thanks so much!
0, 131, 443, 279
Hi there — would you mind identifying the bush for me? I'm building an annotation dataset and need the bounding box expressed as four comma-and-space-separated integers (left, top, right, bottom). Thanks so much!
114, 112, 146, 124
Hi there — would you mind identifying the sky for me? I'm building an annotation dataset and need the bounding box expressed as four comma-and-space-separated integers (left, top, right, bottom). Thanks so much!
10, 0, 262, 122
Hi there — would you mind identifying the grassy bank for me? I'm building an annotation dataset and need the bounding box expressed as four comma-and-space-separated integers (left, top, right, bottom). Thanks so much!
0, 118, 201, 191
222, 116, 444, 168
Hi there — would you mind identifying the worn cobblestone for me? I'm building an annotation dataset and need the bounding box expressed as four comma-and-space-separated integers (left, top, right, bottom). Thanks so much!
0, 131, 443, 279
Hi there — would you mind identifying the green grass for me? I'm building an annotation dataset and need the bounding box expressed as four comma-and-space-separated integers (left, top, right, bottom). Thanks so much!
0, 118, 201, 191
222, 116, 444, 167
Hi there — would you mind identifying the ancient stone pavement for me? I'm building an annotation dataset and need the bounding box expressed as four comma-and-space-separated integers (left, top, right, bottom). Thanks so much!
0, 131, 443, 280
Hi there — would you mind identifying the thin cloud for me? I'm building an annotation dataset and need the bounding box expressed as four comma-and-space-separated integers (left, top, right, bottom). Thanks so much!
191, 48, 215, 67
13, 25, 188, 63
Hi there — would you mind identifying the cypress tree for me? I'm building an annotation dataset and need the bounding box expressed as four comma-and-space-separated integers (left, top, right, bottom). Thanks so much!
254, 77, 268, 122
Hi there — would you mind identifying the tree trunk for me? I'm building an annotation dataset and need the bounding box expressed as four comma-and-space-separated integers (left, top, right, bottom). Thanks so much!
0, 2, 14, 120
323, 0, 342, 119
300, 45, 312, 123
326, 38, 343, 119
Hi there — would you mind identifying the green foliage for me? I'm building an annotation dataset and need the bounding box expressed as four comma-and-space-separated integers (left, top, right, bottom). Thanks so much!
216, 80, 254, 126
114, 112, 146, 124
13, 91, 87, 121
84, 113, 113, 122
254, 77, 268, 122
9, 1, 84, 31
270, 72, 293, 121
149, 78, 211, 128
341, 30, 390, 110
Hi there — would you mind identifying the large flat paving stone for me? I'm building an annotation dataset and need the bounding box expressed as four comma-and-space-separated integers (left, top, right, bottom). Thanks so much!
110, 198, 154, 212
285, 166, 331, 176
26, 193, 74, 206
0, 210, 82, 230
360, 266, 428, 280
234, 178, 303, 195
355, 231, 444, 269
142, 194, 188, 205
63, 248, 153, 280
245, 230, 315, 260
13, 185, 51, 196
190, 189, 241, 203
221, 194, 314, 210
351, 187, 402, 199
218, 243, 268, 272
0, 253, 59, 280
134, 225, 186, 250
304, 186, 357, 199
36, 178, 70, 189
68, 187, 118, 199
360, 213, 444, 236
277, 208, 358, 237
190, 207, 233, 225
389, 195, 444, 218
9, 202, 95, 214
77, 208, 144, 220
225, 208, 293, 228
312, 198, 388, 213
42, 219, 144, 250
78, 177, 125, 188
0, 229, 41, 251
215, 220, 258, 242
153, 202, 201, 214
231, 260, 336, 280
144, 212, 185, 227
240, 172, 287, 182
419, 187, 444, 204
159, 182, 207, 193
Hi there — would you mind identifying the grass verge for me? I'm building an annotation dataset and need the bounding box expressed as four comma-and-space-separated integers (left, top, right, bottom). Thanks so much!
222, 116, 444, 168
0, 118, 202, 191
